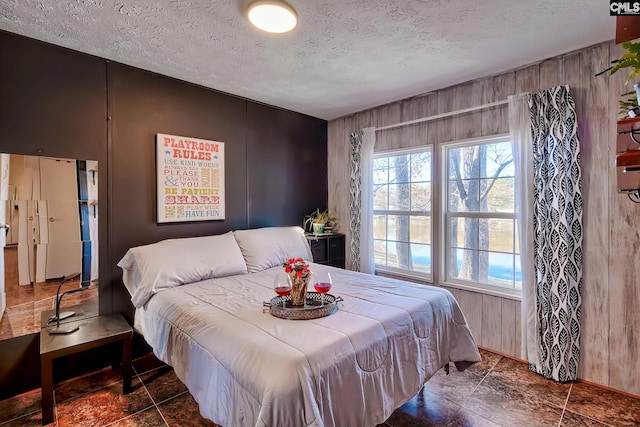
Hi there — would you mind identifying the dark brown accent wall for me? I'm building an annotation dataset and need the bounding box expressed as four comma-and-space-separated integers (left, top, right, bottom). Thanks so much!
0, 30, 327, 400
107, 63, 250, 318
0, 31, 109, 398
246, 102, 328, 228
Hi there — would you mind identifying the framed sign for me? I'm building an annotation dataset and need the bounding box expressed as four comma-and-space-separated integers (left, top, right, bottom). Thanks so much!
156, 133, 225, 223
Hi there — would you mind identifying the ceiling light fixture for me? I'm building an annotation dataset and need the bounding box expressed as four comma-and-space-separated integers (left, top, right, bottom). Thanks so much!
247, 1, 298, 34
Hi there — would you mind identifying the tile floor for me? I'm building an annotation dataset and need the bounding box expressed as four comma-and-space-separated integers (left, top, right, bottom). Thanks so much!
0, 349, 638, 426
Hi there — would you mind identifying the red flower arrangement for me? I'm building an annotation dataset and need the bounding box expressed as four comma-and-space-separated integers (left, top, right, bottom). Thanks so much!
282, 257, 311, 279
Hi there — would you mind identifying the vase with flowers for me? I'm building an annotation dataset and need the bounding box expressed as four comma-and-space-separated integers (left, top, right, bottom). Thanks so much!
282, 257, 311, 306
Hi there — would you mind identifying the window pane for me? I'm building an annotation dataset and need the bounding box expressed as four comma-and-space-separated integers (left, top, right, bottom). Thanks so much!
449, 248, 474, 281
373, 184, 389, 210
481, 142, 514, 178
389, 183, 410, 210
373, 148, 431, 279
410, 216, 431, 244
387, 241, 411, 269
448, 180, 480, 212
483, 218, 514, 252
410, 243, 431, 273
444, 137, 519, 294
452, 217, 479, 250
373, 215, 387, 240
390, 155, 410, 184
448, 181, 462, 212
482, 177, 515, 212
448, 146, 480, 180
479, 219, 490, 251
449, 249, 521, 289
449, 217, 459, 249
387, 215, 410, 242
387, 215, 396, 240
450, 248, 494, 283
374, 239, 387, 266
373, 158, 389, 184
411, 182, 431, 211
486, 251, 516, 288
411, 152, 431, 182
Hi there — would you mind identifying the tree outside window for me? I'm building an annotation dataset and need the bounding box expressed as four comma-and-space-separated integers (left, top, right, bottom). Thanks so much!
371, 135, 520, 295
373, 148, 432, 279
445, 136, 520, 291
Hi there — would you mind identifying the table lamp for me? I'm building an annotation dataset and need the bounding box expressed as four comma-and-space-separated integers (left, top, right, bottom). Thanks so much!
47, 272, 87, 335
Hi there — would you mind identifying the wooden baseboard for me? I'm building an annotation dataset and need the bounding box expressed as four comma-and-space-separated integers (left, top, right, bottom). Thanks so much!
478, 345, 527, 363
574, 378, 640, 401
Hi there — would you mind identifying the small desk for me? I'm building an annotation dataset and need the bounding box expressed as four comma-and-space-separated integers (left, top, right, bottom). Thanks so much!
40, 313, 133, 425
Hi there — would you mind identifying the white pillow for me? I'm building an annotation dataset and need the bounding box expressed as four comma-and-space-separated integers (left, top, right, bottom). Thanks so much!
117, 231, 247, 308
233, 226, 312, 273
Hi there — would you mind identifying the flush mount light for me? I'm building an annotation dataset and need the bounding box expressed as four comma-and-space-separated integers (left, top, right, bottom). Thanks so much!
247, 1, 298, 34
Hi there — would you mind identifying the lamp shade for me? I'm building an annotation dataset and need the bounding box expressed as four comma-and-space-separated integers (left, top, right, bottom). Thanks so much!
247, 1, 298, 34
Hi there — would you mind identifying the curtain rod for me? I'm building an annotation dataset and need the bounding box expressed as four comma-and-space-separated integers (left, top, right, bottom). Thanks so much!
375, 99, 509, 132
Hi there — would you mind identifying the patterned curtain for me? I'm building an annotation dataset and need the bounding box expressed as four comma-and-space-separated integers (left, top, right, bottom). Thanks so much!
529, 85, 582, 382
349, 128, 376, 273
349, 130, 364, 272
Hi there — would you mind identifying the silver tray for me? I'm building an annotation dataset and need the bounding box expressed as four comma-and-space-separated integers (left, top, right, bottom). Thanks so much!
264, 292, 343, 320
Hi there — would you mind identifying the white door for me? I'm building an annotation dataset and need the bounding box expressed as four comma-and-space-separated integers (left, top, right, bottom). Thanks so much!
38, 158, 81, 280
13, 156, 37, 286
0, 153, 10, 319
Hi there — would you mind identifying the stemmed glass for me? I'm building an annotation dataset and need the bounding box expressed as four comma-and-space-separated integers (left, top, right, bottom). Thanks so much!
273, 273, 292, 309
313, 271, 332, 306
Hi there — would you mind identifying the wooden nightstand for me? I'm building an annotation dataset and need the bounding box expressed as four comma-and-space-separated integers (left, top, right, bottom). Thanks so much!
39, 312, 133, 425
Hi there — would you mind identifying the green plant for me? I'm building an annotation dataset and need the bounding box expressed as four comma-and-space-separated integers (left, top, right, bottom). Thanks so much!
303, 209, 336, 231
597, 40, 640, 117
596, 40, 640, 84
619, 90, 638, 116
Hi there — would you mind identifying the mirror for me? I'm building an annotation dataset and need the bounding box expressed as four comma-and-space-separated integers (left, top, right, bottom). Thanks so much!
0, 154, 98, 340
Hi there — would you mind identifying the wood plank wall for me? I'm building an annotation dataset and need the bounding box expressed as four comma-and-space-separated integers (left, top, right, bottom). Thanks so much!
327, 41, 640, 397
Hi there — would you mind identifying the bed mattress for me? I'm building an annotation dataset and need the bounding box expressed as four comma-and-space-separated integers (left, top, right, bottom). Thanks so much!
136, 263, 480, 427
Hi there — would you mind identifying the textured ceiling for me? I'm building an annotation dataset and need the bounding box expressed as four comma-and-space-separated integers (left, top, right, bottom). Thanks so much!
0, 1, 614, 120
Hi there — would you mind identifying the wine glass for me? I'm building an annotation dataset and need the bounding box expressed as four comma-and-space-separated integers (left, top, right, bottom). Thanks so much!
273, 273, 292, 309
313, 271, 332, 306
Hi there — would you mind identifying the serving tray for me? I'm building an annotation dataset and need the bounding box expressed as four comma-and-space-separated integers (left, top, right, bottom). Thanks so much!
264, 292, 342, 320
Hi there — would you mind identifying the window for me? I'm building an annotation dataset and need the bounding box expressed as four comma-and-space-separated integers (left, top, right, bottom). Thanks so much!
442, 135, 521, 295
373, 147, 432, 279
369, 134, 520, 297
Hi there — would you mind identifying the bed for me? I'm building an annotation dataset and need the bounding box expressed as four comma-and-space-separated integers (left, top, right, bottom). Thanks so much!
118, 226, 480, 427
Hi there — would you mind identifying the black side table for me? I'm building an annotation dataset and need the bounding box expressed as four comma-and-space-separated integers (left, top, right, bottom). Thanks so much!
305, 233, 346, 268
39, 313, 133, 425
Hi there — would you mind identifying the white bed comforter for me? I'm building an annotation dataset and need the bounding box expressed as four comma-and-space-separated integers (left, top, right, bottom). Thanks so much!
137, 264, 480, 427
